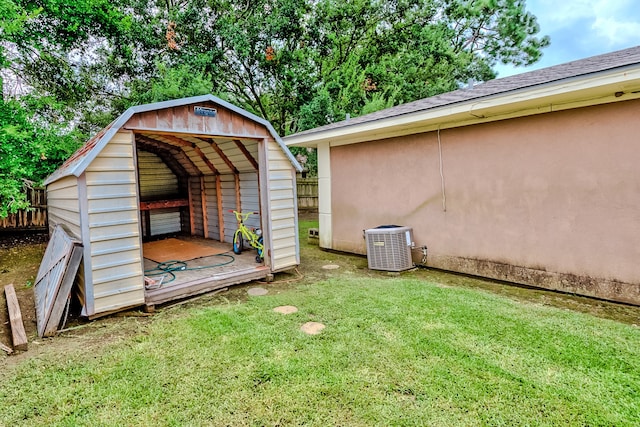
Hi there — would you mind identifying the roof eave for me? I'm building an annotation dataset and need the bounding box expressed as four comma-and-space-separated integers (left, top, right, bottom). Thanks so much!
284, 65, 640, 148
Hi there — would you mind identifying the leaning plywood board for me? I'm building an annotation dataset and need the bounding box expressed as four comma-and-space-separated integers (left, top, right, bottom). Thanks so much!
34, 225, 83, 337
4, 284, 28, 351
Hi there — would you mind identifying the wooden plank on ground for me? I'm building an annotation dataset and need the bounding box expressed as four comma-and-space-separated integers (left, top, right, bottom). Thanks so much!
0, 341, 13, 354
4, 284, 28, 351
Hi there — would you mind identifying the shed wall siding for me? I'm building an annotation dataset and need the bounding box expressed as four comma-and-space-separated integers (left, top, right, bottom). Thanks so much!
330, 99, 640, 304
86, 131, 144, 314
47, 175, 81, 238
266, 139, 298, 270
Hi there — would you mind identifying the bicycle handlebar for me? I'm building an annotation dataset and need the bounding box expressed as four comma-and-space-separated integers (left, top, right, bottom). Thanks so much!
229, 210, 259, 222
228, 210, 258, 214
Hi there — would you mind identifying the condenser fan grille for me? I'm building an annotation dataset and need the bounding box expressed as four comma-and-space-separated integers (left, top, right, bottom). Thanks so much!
365, 226, 414, 271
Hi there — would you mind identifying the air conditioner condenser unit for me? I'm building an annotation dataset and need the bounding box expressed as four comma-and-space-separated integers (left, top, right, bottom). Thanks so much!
365, 226, 414, 271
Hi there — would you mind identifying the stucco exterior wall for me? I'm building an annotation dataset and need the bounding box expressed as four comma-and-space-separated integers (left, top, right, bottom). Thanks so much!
330, 99, 640, 304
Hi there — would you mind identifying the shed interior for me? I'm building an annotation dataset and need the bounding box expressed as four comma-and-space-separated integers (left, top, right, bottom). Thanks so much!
133, 131, 268, 305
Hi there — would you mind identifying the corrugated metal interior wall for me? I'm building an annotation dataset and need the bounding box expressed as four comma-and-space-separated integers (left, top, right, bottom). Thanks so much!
137, 150, 182, 236
134, 135, 264, 246
202, 175, 219, 240
190, 177, 204, 236
137, 150, 179, 199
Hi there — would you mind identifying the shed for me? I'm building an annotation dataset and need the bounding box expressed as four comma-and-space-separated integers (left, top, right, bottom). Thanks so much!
285, 46, 640, 305
44, 95, 302, 317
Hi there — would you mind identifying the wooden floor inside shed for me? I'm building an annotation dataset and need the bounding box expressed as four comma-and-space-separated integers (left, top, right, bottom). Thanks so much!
142, 236, 269, 307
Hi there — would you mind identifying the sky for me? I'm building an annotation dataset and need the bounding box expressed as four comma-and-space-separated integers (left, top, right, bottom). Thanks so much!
494, 0, 640, 77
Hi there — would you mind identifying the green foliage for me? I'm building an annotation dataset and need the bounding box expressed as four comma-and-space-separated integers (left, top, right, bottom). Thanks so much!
297, 89, 336, 131
289, 146, 318, 176
0, 98, 81, 217
110, 63, 213, 117
0, 0, 550, 210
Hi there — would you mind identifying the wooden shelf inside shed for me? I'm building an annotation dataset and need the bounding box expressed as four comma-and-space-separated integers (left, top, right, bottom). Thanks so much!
139, 199, 189, 211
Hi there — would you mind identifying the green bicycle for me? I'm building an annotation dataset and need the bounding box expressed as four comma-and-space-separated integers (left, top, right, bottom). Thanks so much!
230, 210, 264, 263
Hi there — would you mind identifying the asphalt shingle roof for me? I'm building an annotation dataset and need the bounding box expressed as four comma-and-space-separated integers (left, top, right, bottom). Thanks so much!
290, 45, 640, 138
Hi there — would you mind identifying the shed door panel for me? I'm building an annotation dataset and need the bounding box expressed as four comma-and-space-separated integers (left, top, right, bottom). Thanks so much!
266, 140, 299, 271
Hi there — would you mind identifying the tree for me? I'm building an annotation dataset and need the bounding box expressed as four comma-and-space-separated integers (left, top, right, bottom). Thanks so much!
0, 97, 81, 217
114, 0, 548, 135
4, 0, 549, 135
297, 0, 549, 131
0, 0, 549, 217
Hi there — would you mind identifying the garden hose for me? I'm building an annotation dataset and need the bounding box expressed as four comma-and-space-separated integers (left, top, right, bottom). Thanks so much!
144, 254, 235, 289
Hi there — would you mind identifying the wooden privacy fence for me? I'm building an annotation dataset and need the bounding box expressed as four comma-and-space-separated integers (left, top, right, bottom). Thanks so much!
0, 187, 47, 231
297, 177, 318, 211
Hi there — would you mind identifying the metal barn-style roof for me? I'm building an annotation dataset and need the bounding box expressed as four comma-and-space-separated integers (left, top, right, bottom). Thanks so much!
45, 94, 301, 186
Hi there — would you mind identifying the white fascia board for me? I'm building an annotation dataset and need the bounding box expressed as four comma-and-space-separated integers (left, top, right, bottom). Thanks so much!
284, 66, 640, 148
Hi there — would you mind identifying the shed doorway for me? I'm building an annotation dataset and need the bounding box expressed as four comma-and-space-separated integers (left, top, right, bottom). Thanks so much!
133, 132, 267, 307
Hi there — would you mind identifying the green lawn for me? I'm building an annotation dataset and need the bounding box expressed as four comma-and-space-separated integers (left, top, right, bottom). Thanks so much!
1, 222, 639, 426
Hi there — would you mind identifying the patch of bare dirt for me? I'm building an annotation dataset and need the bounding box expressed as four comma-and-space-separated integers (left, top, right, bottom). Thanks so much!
0, 232, 48, 355
300, 321, 325, 335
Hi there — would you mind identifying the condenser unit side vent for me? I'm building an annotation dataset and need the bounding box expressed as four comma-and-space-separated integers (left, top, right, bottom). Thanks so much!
365, 226, 414, 271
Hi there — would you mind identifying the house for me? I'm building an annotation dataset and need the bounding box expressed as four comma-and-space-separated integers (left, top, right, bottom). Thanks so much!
44, 95, 302, 317
285, 46, 640, 305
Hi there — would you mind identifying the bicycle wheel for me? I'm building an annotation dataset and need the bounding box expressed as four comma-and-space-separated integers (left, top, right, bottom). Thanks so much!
256, 236, 263, 258
255, 236, 264, 263
233, 231, 244, 254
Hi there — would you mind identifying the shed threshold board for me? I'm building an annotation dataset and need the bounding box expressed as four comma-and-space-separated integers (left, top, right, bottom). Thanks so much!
142, 236, 267, 306
144, 265, 269, 306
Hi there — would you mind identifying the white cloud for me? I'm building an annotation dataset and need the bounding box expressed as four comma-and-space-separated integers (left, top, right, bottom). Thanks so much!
528, 0, 594, 29
495, 0, 640, 77
591, 16, 640, 46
